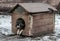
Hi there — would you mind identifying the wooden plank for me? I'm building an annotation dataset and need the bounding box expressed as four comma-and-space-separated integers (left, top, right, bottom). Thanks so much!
32, 13, 54, 36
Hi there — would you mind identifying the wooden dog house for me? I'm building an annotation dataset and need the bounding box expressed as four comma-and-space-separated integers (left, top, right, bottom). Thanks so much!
0, 3, 57, 36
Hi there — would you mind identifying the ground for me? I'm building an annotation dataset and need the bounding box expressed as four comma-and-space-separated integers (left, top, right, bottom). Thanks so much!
0, 26, 60, 41
0, 32, 60, 41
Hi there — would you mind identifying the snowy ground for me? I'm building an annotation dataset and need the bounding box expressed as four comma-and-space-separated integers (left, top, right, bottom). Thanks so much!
0, 28, 60, 41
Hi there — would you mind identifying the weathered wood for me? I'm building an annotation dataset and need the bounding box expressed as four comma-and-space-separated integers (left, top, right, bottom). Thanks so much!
31, 13, 54, 36
28, 15, 33, 36
11, 12, 29, 36
11, 12, 54, 36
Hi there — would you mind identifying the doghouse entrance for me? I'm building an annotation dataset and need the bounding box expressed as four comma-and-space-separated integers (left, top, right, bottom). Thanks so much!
0, 15, 12, 35
16, 18, 25, 29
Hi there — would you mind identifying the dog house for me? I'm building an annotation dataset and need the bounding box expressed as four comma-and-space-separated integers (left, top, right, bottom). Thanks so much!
0, 3, 57, 36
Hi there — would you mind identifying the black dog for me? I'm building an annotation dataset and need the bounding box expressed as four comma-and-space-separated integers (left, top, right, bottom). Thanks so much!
16, 18, 25, 37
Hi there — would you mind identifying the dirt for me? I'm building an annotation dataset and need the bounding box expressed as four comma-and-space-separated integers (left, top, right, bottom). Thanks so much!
0, 32, 60, 41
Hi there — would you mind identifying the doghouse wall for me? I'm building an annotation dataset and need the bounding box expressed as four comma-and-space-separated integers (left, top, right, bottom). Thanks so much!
31, 13, 54, 36
11, 12, 29, 35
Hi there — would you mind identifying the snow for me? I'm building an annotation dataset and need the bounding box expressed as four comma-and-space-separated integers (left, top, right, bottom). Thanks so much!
0, 15, 13, 35
55, 14, 60, 35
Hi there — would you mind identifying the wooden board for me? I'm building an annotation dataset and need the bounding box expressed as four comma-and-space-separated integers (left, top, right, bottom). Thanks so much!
31, 13, 54, 36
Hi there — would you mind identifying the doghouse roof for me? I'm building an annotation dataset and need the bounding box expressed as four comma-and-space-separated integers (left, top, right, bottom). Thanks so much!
20, 3, 57, 12
0, 3, 57, 13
